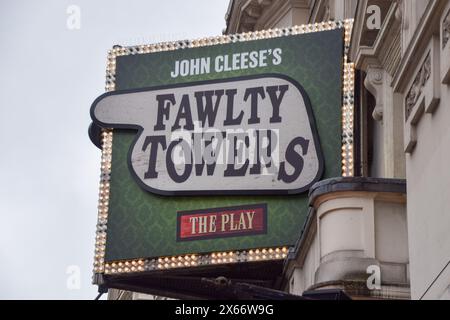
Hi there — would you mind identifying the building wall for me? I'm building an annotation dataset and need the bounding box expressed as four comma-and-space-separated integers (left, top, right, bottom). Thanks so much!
225, 0, 450, 300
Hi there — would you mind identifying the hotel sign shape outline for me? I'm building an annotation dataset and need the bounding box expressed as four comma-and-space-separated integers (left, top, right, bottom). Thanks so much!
91, 74, 324, 195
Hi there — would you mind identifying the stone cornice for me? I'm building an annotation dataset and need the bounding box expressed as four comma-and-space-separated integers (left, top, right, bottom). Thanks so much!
308, 0, 330, 23
349, 0, 367, 63
308, 177, 407, 206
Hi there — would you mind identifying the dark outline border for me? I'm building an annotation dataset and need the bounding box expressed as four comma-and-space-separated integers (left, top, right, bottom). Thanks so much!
176, 203, 268, 242
90, 73, 325, 196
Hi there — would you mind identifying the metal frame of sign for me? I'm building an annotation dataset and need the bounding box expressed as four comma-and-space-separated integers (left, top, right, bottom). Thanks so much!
92, 19, 355, 280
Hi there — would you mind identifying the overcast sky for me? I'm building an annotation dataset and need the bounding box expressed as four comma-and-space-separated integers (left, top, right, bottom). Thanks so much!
0, 0, 229, 299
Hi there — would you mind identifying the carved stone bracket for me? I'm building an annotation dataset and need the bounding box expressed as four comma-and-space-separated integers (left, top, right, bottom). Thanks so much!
364, 65, 385, 121
443, 9, 450, 49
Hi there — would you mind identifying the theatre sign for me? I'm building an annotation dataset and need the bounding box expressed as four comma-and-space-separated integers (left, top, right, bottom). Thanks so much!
91, 74, 323, 195
89, 21, 354, 289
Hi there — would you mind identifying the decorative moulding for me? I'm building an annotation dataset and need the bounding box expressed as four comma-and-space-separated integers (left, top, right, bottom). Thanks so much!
441, 6, 450, 84
404, 36, 440, 154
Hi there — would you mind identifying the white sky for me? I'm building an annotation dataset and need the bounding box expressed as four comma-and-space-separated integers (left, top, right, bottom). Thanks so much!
0, 0, 229, 299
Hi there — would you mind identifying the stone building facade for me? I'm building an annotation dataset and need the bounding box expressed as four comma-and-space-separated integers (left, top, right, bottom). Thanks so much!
225, 0, 450, 300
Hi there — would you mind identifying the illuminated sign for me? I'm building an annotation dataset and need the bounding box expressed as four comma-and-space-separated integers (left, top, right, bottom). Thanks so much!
89, 21, 354, 279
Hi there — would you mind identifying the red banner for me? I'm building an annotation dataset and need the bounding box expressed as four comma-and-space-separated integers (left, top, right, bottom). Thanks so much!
177, 204, 267, 241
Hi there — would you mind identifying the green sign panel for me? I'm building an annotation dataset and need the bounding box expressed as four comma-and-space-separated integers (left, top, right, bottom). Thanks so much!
90, 25, 347, 273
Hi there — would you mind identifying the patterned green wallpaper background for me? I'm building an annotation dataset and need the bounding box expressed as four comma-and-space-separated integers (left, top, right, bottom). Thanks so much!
105, 29, 344, 261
